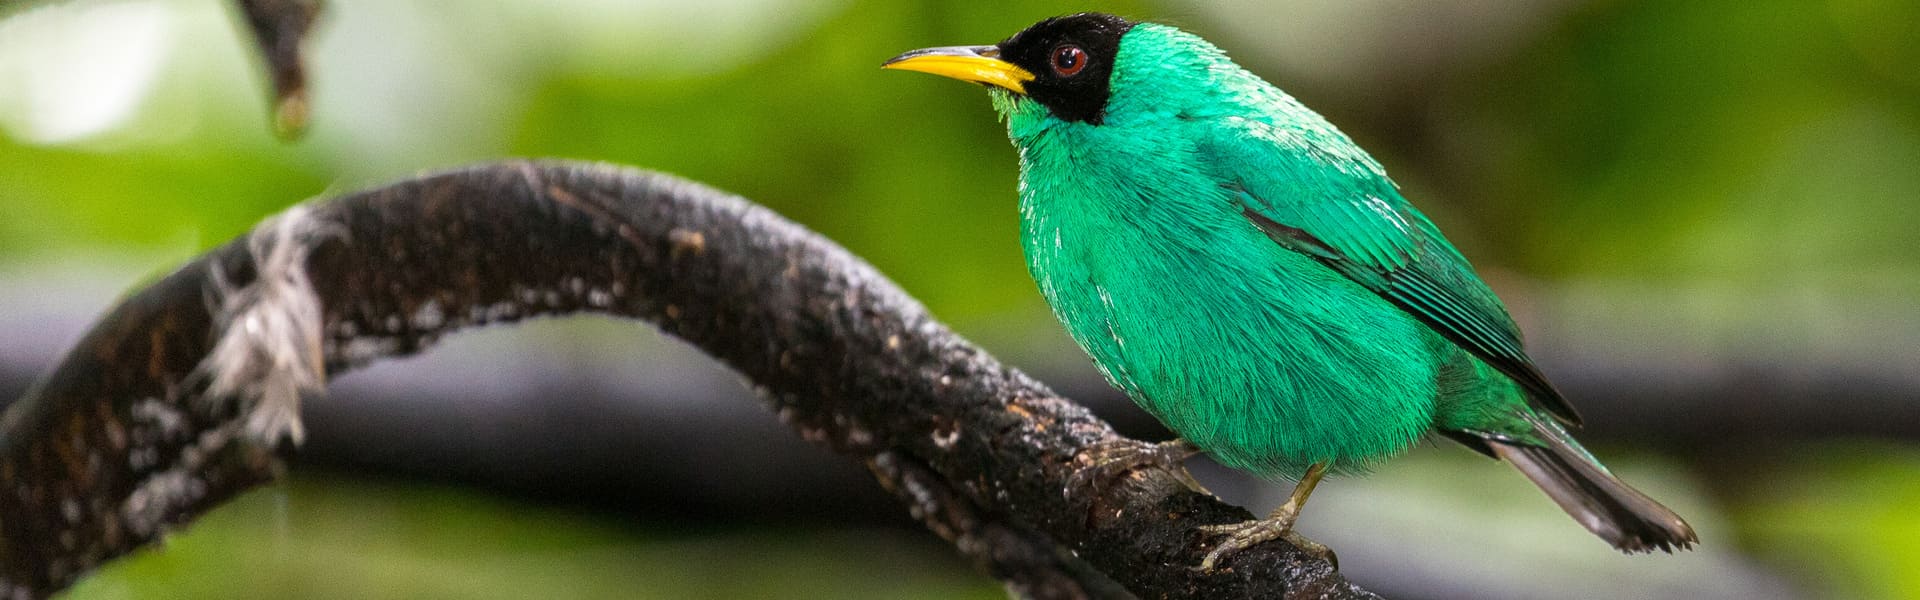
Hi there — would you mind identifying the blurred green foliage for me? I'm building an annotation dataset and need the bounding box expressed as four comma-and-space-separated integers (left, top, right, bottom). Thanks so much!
1740, 444, 1920, 600
3, 0, 1915, 323
3, 0, 1918, 597
1462, 0, 1920, 283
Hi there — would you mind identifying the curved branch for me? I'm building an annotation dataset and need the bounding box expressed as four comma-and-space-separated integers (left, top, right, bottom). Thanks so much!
0, 161, 1376, 599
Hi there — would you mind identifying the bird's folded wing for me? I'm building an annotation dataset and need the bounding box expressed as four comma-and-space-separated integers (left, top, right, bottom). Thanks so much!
1207, 123, 1582, 426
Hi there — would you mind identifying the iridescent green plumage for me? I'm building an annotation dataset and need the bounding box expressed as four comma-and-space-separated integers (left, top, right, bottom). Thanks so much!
1000, 19, 1554, 477
887, 13, 1696, 560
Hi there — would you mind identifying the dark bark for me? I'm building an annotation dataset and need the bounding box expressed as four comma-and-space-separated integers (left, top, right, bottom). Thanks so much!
0, 162, 1377, 599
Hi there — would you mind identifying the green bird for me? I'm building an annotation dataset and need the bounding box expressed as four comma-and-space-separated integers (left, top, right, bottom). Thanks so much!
884, 13, 1697, 568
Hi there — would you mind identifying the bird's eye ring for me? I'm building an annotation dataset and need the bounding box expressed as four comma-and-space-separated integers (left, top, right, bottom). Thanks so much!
1051, 44, 1087, 77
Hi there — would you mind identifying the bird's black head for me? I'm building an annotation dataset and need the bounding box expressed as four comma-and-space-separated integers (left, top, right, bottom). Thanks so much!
993, 13, 1135, 124
882, 13, 1136, 125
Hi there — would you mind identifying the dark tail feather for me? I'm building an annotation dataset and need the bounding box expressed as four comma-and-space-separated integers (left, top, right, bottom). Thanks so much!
1484, 417, 1698, 553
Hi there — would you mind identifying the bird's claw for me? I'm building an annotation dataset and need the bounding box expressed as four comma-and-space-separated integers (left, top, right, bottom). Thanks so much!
1284, 530, 1337, 569
1064, 438, 1207, 499
1196, 519, 1337, 572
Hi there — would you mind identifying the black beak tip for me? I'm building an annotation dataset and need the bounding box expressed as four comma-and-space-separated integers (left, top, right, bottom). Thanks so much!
879, 51, 918, 68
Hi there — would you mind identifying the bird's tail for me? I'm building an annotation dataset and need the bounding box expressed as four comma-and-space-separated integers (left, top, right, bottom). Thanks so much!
1486, 415, 1698, 553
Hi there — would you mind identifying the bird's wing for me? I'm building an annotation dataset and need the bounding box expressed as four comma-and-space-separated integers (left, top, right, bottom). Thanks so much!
1205, 121, 1581, 425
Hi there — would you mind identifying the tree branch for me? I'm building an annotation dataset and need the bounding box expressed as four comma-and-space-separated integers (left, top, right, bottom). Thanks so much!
0, 161, 1376, 599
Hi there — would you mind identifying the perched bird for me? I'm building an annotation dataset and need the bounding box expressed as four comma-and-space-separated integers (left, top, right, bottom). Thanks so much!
884, 13, 1696, 569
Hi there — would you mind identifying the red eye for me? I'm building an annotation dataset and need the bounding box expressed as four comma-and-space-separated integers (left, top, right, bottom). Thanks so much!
1051, 45, 1087, 77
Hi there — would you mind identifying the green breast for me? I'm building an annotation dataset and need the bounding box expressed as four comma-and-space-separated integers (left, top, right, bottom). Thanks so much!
1015, 120, 1448, 478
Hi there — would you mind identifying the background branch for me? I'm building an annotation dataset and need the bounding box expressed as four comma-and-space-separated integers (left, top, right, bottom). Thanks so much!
0, 161, 1376, 599
235, 0, 322, 138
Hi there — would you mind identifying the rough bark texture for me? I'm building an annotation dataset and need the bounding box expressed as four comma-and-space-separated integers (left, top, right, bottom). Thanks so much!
0, 162, 1378, 599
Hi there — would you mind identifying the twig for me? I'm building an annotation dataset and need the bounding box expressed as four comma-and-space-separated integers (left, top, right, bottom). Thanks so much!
235, 0, 323, 138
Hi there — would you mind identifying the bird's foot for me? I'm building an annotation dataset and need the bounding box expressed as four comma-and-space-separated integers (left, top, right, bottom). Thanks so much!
1196, 461, 1336, 571
1196, 517, 1337, 571
1065, 438, 1207, 499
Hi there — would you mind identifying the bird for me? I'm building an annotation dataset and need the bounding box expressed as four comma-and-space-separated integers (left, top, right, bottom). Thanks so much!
883, 12, 1697, 569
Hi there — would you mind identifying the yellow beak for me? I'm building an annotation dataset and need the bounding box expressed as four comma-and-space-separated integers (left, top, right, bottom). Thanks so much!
882, 45, 1034, 94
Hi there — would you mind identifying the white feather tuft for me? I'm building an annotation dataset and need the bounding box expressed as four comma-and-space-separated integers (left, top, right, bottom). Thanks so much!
193, 204, 331, 447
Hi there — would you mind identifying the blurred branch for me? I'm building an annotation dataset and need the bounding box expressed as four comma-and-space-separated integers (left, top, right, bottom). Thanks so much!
235, 0, 322, 138
0, 162, 1375, 599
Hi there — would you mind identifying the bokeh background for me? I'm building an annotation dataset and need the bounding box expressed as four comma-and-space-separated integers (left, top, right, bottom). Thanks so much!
2, 0, 1916, 598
